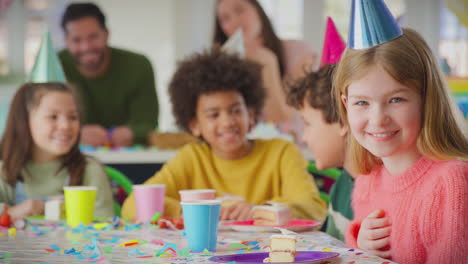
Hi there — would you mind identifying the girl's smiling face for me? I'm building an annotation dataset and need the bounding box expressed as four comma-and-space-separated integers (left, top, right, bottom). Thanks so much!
29, 91, 80, 162
342, 64, 423, 171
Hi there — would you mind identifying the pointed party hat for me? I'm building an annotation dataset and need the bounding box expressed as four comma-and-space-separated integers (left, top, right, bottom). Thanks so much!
221, 29, 245, 58
28, 30, 66, 83
348, 0, 403, 49
320, 17, 346, 67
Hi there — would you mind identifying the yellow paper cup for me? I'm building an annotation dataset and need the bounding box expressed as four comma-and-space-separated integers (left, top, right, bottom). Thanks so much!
63, 186, 97, 227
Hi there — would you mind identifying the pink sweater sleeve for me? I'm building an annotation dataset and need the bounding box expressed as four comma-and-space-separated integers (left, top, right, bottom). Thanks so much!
345, 219, 361, 248
424, 165, 468, 264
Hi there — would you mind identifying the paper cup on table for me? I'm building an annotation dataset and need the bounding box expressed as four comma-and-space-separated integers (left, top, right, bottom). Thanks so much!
181, 200, 221, 252
133, 184, 166, 222
179, 189, 216, 202
63, 186, 97, 227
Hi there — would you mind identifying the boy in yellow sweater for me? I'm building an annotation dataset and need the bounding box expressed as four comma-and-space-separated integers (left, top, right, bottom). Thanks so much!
121, 49, 326, 222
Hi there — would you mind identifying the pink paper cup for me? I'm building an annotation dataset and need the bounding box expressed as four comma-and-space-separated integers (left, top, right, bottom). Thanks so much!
179, 189, 216, 202
133, 184, 166, 222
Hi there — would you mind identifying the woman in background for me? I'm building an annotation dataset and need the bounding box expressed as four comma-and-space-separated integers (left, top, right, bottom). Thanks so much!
213, 0, 317, 141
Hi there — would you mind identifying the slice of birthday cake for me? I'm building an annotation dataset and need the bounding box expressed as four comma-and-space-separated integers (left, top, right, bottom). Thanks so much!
252, 205, 291, 226
263, 234, 296, 263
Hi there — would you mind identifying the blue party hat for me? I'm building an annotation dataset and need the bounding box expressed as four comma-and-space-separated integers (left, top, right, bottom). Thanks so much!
348, 0, 403, 49
28, 30, 66, 83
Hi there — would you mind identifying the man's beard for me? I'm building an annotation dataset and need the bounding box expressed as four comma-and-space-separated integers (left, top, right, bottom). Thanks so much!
73, 49, 106, 72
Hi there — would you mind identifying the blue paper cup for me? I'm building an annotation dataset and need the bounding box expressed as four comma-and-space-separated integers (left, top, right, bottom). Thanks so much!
181, 200, 221, 252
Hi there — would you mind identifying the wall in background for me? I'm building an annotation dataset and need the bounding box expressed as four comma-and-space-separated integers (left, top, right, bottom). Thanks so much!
0, 0, 453, 135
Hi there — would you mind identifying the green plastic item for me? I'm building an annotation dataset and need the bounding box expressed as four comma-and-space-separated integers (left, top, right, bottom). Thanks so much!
319, 192, 330, 204
105, 166, 133, 216
308, 161, 341, 204
151, 212, 161, 222
307, 162, 341, 180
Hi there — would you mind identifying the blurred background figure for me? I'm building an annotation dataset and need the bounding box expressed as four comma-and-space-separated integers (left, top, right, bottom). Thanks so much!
59, 3, 159, 147
213, 0, 317, 142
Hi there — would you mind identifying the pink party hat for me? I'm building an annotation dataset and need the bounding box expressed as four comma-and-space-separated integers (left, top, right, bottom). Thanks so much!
320, 17, 346, 67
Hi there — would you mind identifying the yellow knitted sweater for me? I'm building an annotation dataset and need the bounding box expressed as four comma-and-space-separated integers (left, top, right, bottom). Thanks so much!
122, 139, 326, 221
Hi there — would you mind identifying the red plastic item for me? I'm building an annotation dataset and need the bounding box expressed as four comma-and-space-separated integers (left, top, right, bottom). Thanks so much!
155, 216, 184, 230
0, 205, 12, 228
173, 218, 184, 229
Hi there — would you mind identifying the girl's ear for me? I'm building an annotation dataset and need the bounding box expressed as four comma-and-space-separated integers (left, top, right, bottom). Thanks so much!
189, 119, 201, 137
339, 124, 348, 137
341, 94, 348, 110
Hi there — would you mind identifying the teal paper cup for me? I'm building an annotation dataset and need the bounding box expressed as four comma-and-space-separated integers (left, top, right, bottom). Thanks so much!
181, 200, 221, 252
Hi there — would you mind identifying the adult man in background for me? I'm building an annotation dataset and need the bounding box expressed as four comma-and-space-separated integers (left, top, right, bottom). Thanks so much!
59, 2, 158, 147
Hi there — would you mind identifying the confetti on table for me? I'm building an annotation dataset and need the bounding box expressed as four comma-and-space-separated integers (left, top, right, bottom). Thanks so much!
118, 239, 139, 247
84, 237, 98, 250
128, 248, 147, 257
229, 243, 248, 249
103, 246, 113, 254
50, 244, 60, 251
202, 249, 212, 255
0, 219, 396, 263
177, 248, 191, 257
99, 236, 119, 243
93, 222, 110, 230
151, 239, 165, 245
124, 223, 142, 231
7, 227, 16, 237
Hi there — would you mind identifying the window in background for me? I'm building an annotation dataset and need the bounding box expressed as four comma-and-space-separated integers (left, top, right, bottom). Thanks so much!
24, 0, 50, 10
439, 3, 468, 77
0, 0, 55, 77
441, 1, 468, 118
258, 0, 304, 39
24, 16, 46, 73
24, 0, 51, 74
0, 0, 14, 76
0, 17, 8, 75
324, 0, 406, 39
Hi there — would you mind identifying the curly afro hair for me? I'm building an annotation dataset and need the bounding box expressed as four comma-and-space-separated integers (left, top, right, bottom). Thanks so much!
286, 64, 340, 124
169, 49, 265, 132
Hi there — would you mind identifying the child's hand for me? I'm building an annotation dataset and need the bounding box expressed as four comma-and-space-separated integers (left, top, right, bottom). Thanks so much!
111, 126, 133, 147
81, 125, 108, 146
220, 201, 254, 221
357, 209, 392, 258
9, 199, 45, 220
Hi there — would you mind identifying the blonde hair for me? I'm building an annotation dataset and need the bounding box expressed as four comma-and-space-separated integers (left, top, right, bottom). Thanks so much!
333, 28, 468, 174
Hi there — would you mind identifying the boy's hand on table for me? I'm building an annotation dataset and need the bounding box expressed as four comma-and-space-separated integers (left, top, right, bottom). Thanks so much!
357, 209, 392, 259
220, 201, 254, 221
9, 199, 45, 220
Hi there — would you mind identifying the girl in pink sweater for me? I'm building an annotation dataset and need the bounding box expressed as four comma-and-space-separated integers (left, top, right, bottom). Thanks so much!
333, 27, 468, 263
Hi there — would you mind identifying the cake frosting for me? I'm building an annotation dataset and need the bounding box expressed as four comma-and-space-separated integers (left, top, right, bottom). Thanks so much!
263, 234, 297, 263
252, 205, 291, 226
